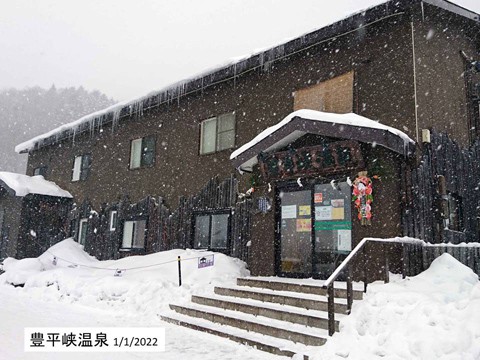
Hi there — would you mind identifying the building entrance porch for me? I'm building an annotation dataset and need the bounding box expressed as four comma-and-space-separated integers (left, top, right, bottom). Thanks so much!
276, 181, 352, 279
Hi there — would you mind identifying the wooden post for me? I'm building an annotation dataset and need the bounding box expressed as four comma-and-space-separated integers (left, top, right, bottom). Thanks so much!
346, 264, 353, 313
384, 243, 390, 283
363, 244, 368, 293
402, 243, 406, 279
177, 256, 182, 287
327, 283, 335, 336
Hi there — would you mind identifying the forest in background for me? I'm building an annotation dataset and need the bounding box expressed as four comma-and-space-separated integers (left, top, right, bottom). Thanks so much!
0, 85, 115, 173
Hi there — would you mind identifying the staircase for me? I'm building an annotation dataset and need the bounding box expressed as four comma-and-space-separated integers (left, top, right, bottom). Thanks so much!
160, 277, 364, 358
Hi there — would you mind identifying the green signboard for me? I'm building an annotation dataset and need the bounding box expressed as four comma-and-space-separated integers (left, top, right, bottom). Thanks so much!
314, 221, 352, 231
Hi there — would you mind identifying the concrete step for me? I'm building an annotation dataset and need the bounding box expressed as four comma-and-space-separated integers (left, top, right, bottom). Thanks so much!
191, 294, 340, 331
168, 303, 328, 346
215, 286, 349, 314
237, 277, 363, 300
160, 311, 312, 358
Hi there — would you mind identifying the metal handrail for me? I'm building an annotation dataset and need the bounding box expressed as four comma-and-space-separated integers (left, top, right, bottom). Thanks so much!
322, 237, 425, 336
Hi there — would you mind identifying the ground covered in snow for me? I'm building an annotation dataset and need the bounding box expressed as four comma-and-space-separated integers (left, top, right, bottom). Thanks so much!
1, 240, 479, 360
0, 239, 276, 360
315, 253, 480, 360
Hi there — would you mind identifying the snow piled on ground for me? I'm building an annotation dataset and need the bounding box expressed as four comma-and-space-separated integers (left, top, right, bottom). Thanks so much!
0, 238, 248, 317
315, 253, 480, 360
1, 241, 479, 359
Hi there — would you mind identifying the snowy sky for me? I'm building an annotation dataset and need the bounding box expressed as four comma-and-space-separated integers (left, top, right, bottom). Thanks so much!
0, 0, 479, 101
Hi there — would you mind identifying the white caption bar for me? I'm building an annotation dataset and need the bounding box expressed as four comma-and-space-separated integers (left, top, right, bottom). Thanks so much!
25, 327, 165, 352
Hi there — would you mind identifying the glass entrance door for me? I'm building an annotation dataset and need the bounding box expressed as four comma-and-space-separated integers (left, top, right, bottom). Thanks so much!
313, 182, 352, 279
276, 181, 352, 278
278, 188, 312, 276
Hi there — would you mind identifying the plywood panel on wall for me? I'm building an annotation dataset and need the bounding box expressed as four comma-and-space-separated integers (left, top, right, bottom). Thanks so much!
294, 71, 354, 114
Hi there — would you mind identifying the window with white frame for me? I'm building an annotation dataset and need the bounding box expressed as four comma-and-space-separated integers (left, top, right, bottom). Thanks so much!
122, 220, 146, 249
130, 136, 155, 169
109, 210, 118, 231
72, 154, 92, 181
193, 211, 230, 250
78, 218, 88, 245
200, 112, 235, 154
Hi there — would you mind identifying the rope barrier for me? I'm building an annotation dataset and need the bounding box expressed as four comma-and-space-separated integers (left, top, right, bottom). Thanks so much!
27, 235, 213, 272
45, 249, 211, 271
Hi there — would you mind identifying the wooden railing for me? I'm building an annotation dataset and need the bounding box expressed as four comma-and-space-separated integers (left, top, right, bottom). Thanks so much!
322, 237, 425, 336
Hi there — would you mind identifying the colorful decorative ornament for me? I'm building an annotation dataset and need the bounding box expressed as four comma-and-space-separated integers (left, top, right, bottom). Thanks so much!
352, 172, 373, 225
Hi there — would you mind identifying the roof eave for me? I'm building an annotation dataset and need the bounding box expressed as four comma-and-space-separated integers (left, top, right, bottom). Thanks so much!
19, 0, 413, 153
18, 0, 480, 153
423, 0, 480, 22
231, 116, 416, 171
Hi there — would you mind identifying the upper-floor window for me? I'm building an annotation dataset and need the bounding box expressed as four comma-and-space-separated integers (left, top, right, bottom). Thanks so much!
33, 166, 47, 177
200, 112, 235, 154
294, 71, 354, 114
72, 154, 91, 182
130, 136, 155, 169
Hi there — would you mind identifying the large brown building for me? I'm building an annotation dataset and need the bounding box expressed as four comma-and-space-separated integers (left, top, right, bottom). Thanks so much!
11, 0, 480, 279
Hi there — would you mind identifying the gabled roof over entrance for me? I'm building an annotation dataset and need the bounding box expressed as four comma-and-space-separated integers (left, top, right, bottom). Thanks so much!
0, 172, 72, 198
230, 110, 415, 172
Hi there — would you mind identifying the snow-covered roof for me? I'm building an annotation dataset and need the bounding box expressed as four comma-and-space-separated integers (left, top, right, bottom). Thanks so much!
0, 172, 72, 198
230, 109, 415, 171
14, 0, 479, 154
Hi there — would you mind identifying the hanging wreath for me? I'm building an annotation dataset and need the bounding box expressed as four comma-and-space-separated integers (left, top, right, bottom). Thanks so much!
352, 173, 373, 225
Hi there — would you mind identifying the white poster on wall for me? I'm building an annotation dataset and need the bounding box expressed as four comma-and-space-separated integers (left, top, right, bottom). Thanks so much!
281, 205, 297, 219
337, 230, 352, 251
315, 206, 332, 221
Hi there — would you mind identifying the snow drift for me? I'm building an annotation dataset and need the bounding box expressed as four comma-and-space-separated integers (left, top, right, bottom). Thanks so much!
0, 239, 249, 317
1, 240, 479, 360
316, 253, 480, 360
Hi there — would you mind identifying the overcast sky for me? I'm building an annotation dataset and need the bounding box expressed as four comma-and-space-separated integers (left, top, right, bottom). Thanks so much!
0, 0, 479, 101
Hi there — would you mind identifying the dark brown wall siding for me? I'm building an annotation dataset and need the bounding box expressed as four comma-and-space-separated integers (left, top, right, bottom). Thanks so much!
17, 196, 71, 259
355, 20, 417, 136
27, 16, 417, 213
414, 3, 480, 147
249, 199, 276, 276
0, 192, 23, 258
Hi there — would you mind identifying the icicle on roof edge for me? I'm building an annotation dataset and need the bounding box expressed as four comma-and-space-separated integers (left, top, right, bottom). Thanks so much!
14, 0, 479, 154
14, 0, 394, 154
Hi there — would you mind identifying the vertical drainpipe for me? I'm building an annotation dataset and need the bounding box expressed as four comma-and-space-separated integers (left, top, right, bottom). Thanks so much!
411, 19, 420, 143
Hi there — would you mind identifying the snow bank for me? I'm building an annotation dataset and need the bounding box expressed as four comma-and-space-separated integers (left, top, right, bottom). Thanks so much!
315, 253, 480, 360
1, 257, 44, 286
0, 239, 249, 317
37, 238, 99, 268
0, 239, 96, 285
0, 171, 72, 198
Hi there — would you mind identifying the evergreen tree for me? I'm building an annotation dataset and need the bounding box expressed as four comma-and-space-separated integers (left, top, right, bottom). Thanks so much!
0, 86, 115, 173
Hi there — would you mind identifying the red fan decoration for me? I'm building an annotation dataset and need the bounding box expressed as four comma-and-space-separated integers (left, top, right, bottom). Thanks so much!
352, 173, 373, 225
